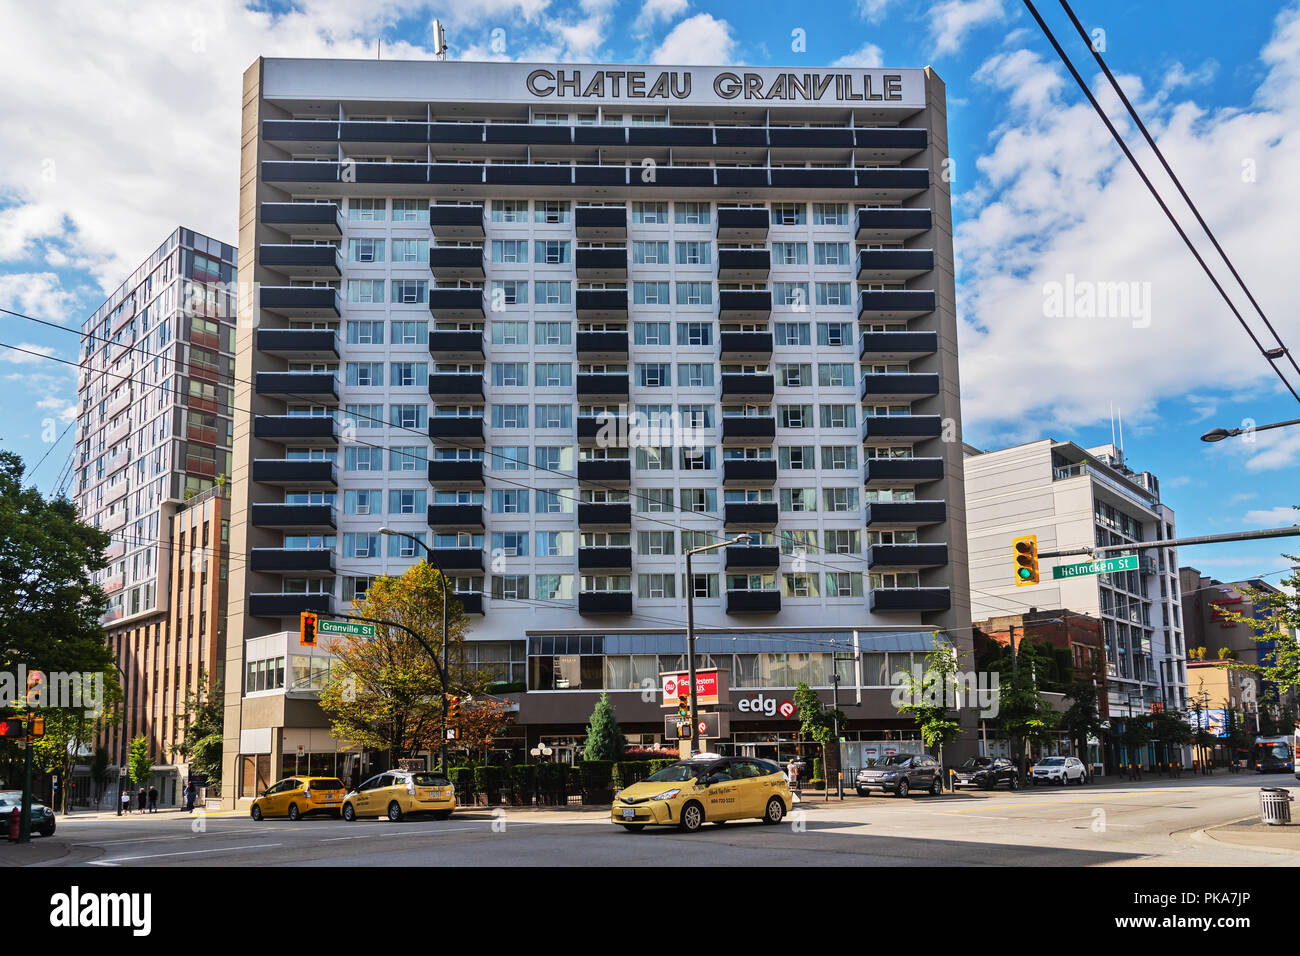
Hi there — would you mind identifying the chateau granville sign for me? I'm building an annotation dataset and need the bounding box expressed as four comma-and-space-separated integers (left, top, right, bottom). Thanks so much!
525, 69, 908, 102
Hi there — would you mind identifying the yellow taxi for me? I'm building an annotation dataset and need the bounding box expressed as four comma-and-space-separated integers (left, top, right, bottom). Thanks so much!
342, 770, 456, 822
611, 755, 791, 832
250, 776, 345, 821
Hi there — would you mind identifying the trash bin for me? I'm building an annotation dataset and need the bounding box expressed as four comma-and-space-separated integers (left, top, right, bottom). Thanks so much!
1259, 787, 1293, 825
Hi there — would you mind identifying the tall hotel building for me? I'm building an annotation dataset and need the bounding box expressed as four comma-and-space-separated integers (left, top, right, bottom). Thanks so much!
965, 440, 1188, 720
226, 57, 970, 801
74, 227, 236, 801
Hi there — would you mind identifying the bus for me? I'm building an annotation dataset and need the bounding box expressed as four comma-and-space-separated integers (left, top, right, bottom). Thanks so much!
1252, 734, 1297, 775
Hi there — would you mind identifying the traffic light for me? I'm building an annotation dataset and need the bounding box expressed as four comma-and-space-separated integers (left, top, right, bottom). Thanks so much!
0, 719, 26, 738
1012, 535, 1039, 586
676, 720, 692, 740
29, 715, 43, 738
300, 611, 318, 647
677, 693, 689, 718
447, 696, 460, 722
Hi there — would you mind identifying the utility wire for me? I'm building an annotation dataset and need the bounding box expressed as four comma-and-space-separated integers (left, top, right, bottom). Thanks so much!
1022, 0, 1300, 405
1058, 0, 1300, 386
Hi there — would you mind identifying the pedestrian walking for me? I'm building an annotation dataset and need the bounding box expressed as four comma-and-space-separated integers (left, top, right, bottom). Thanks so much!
184, 781, 196, 812
786, 757, 800, 793
137, 787, 146, 814
120, 789, 130, 815
147, 785, 158, 813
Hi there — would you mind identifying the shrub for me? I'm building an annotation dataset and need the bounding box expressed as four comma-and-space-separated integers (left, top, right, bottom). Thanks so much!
450, 766, 475, 799
612, 761, 651, 789
811, 757, 825, 788
473, 765, 509, 804
509, 763, 537, 805
647, 758, 677, 775
535, 763, 568, 804
623, 747, 679, 761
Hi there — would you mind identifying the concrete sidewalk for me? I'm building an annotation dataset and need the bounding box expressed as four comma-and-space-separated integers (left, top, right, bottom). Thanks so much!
1203, 816, 1300, 854
0, 837, 69, 866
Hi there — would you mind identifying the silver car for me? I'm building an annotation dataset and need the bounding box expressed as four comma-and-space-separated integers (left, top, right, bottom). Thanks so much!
1031, 756, 1088, 785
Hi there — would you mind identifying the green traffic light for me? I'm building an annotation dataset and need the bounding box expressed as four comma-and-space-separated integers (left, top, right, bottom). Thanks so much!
1018, 567, 1032, 579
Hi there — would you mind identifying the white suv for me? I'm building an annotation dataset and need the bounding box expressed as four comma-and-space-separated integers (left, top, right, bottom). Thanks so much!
1031, 756, 1088, 785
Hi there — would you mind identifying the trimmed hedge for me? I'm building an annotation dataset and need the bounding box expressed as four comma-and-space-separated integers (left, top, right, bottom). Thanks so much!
472, 765, 509, 804
612, 761, 652, 789
509, 763, 537, 805
449, 766, 475, 798
535, 762, 569, 804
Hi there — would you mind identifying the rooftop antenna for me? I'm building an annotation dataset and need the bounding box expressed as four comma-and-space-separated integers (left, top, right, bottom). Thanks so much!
1117, 406, 1125, 459
432, 19, 448, 60
1109, 401, 1116, 448
377, 37, 381, 60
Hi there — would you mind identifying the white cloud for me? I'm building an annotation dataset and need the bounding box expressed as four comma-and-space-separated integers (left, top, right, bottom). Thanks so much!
1243, 506, 1300, 526
0, 272, 81, 322
634, 0, 690, 34
0, 343, 58, 365
650, 13, 735, 65
832, 43, 885, 69
1163, 59, 1220, 91
929, 0, 1005, 57
956, 4, 1300, 445
855, 0, 896, 23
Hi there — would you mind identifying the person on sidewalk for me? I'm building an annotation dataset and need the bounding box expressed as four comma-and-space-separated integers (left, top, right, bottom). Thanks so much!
137, 787, 146, 814
147, 785, 158, 813
120, 789, 130, 815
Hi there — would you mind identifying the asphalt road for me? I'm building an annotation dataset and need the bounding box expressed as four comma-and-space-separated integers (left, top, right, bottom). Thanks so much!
25, 773, 1300, 867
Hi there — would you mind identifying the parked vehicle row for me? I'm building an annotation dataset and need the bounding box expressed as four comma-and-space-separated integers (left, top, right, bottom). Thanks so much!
855, 753, 943, 797
249, 770, 456, 822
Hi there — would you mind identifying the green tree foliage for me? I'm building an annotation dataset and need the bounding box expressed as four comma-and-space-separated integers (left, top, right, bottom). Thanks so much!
895, 639, 962, 761
172, 670, 223, 790
1062, 669, 1105, 763
320, 561, 468, 764
33, 709, 96, 813
1213, 549, 1300, 703
127, 735, 154, 789
582, 693, 626, 761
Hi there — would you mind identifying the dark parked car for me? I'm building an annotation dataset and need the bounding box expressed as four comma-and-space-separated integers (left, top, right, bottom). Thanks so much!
952, 756, 1019, 791
856, 753, 942, 797
0, 790, 56, 836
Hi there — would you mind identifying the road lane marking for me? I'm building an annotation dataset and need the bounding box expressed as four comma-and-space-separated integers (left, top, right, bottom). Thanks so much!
943, 788, 1201, 813
88, 842, 283, 865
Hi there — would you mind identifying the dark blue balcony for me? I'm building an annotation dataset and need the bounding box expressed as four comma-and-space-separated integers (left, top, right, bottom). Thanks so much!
577, 416, 627, 443
577, 289, 628, 320
575, 206, 627, 240
254, 372, 339, 403
427, 504, 485, 530
716, 208, 769, 241
864, 457, 945, 487
254, 415, 339, 445
262, 120, 337, 142
870, 587, 951, 613
577, 503, 632, 527
428, 123, 487, 145
726, 590, 781, 614
858, 289, 936, 321
770, 168, 856, 189
575, 247, 627, 280
453, 592, 485, 615
577, 547, 633, 571
725, 546, 780, 571
250, 548, 335, 575
860, 373, 940, 403
428, 330, 484, 361
855, 168, 929, 195
261, 161, 340, 184
427, 459, 483, 486
859, 331, 938, 362
579, 591, 633, 615
718, 290, 771, 321
576, 331, 629, 359
429, 246, 485, 281
719, 331, 773, 361
430, 549, 484, 572
429, 204, 485, 240
261, 202, 342, 239
857, 248, 935, 281
577, 373, 629, 401
428, 417, 484, 445
721, 417, 776, 443
854, 128, 929, 153
256, 329, 339, 361
720, 373, 775, 401
428, 288, 486, 320
715, 128, 769, 148
259, 286, 340, 319
856, 207, 933, 242
577, 459, 631, 485
251, 459, 338, 488
250, 503, 336, 533
249, 593, 333, 618
864, 500, 946, 528
861, 415, 943, 442
723, 459, 777, 486
724, 502, 778, 528
259, 244, 340, 278
867, 544, 949, 569
340, 121, 429, 144
427, 373, 484, 401
717, 249, 771, 281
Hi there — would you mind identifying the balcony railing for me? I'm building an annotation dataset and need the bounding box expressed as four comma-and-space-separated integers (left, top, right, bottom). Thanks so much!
869, 587, 951, 613
726, 590, 781, 614
578, 591, 633, 615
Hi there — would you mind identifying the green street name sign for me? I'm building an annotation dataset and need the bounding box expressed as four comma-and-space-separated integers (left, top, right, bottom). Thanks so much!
317, 619, 376, 638
1052, 555, 1140, 580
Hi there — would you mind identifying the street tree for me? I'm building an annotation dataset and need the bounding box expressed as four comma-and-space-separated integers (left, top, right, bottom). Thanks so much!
454, 697, 515, 763
1213, 550, 1300, 710
127, 735, 153, 792
794, 681, 847, 783
1061, 667, 1105, 764
894, 638, 962, 771
320, 562, 467, 766
581, 693, 626, 761
33, 709, 96, 813
171, 669, 224, 791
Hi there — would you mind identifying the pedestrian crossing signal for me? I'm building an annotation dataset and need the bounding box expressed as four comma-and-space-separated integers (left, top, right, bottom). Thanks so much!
0, 719, 26, 738
1013, 535, 1039, 586
300, 611, 318, 647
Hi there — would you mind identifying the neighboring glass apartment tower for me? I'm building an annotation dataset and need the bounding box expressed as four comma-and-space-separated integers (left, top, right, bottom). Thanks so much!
225, 58, 972, 801
964, 439, 1188, 719
74, 227, 236, 796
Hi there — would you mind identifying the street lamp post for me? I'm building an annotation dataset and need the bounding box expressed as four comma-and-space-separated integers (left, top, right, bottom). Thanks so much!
684, 535, 750, 756
1200, 416, 1300, 443
378, 527, 451, 775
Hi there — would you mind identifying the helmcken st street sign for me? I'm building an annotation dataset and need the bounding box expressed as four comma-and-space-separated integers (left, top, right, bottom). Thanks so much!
1051, 555, 1140, 579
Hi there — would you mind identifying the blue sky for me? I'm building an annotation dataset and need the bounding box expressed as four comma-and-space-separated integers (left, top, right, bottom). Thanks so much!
1, 0, 1297, 586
